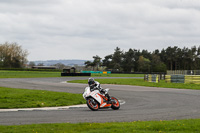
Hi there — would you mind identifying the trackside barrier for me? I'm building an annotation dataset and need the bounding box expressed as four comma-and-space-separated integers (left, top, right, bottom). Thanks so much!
165, 75, 171, 83
81, 71, 111, 74
185, 75, 200, 84
144, 74, 160, 83
167, 70, 200, 75
165, 75, 184, 83
165, 75, 200, 84
171, 75, 185, 83
61, 73, 91, 76
103, 71, 107, 74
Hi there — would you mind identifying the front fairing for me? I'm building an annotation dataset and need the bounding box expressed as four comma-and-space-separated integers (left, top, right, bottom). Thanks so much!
83, 87, 102, 104
83, 87, 91, 99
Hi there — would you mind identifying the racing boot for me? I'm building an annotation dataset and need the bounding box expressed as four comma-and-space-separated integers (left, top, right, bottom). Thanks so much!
106, 94, 113, 104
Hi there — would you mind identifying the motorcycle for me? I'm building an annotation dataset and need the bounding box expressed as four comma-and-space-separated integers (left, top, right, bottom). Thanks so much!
83, 87, 120, 111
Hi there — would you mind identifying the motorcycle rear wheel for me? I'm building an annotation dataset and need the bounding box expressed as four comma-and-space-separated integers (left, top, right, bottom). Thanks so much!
87, 98, 99, 111
111, 97, 120, 110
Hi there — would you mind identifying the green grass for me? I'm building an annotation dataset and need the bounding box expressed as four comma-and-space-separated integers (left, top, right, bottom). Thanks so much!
0, 87, 85, 109
0, 70, 144, 78
1, 119, 200, 133
91, 73, 144, 77
68, 78, 200, 90
0, 70, 61, 78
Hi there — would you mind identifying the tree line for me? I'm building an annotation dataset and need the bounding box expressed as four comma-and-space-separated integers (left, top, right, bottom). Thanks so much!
1, 42, 200, 72
0, 42, 28, 68
85, 46, 200, 72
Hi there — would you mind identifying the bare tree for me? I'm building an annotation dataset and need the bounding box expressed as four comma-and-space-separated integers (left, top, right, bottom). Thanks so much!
0, 42, 28, 68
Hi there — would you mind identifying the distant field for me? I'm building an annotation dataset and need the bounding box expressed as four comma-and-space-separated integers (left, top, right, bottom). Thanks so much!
0, 70, 61, 78
91, 73, 144, 77
68, 78, 200, 90
0, 70, 144, 78
1, 119, 200, 133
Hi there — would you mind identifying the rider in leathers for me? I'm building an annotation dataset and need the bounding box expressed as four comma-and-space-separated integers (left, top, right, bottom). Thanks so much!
88, 77, 111, 103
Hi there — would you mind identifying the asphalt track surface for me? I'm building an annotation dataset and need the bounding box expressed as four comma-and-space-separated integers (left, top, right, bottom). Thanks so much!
0, 77, 200, 125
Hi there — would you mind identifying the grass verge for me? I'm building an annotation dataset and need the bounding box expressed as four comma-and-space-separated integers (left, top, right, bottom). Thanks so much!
0, 70, 144, 78
68, 78, 200, 90
0, 71, 61, 78
0, 119, 200, 133
0, 87, 85, 109
91, 73, 144, 77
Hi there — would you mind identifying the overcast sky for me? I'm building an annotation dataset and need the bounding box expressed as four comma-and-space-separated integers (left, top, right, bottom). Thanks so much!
0, 0, 200, 61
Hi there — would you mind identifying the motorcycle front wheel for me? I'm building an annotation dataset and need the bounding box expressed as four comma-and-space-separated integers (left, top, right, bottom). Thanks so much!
87, 98, 99, 111
111, 97, 120, 110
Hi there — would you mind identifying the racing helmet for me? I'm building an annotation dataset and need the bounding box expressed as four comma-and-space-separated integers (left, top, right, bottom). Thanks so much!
88, 77, 95, 87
